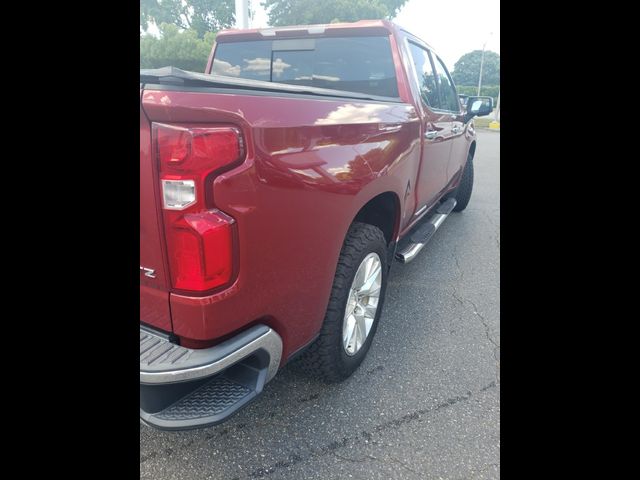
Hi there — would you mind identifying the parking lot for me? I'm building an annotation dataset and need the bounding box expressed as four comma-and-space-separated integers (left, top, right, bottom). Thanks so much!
141, 130, 500, 480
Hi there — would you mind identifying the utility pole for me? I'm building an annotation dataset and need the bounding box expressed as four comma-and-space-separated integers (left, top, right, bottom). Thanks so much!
235, 0, 249, 29
477, 32, 492, 96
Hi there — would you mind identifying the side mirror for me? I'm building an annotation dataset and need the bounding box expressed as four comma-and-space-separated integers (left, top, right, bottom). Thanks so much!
464, 96, 494, 123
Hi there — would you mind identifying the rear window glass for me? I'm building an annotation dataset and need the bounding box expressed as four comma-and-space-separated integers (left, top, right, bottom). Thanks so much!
212, 36, 398, 98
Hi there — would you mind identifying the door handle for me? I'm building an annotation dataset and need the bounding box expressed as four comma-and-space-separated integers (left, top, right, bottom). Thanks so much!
452, 125, 461, 134
425, 130, 438, 140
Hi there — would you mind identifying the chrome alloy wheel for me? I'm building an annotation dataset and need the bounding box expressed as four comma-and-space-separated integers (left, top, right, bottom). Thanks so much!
342, 252, 382, 356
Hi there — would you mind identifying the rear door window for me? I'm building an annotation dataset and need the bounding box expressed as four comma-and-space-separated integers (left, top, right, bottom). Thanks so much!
212, 36, 399, 98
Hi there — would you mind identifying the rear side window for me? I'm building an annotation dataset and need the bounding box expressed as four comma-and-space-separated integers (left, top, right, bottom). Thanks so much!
212, 36, 398, 98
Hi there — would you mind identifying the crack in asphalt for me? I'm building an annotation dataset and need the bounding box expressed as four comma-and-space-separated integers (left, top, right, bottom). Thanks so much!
452, 246, 464, 282
465, 297, 500, 359
481, 210, 500, 252
450, 236, 500, 383
245, 381, 497, 478
452, 290, 500, 382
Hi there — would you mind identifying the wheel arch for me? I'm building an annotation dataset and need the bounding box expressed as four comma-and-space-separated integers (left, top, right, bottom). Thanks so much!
468, 140, 477, 160
352, 191, 401, 246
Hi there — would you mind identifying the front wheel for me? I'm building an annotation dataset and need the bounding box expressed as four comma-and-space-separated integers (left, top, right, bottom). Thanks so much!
298, 222, 388, 382
447, 154, 474, 212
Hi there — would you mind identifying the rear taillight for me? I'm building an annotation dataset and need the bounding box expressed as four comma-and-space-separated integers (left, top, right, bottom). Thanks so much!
153, 123, 243, 292
157, 125, 242, 174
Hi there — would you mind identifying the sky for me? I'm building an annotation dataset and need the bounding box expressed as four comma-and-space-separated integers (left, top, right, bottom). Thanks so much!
250, 0, 500, 70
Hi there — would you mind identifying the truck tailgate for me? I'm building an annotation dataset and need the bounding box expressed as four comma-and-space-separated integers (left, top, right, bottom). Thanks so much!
140, 94, 172, 332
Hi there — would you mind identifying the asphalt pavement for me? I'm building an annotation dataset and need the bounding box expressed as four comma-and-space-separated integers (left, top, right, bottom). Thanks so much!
140, 130, 500, 480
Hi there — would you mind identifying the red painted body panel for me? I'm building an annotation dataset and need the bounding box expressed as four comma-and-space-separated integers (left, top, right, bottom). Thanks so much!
140, 97, 172, 331
139, 21, 476, 362
142, 91, 420, 360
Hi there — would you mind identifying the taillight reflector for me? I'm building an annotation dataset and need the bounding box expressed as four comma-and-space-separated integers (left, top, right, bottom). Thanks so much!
166, 211, 235, 291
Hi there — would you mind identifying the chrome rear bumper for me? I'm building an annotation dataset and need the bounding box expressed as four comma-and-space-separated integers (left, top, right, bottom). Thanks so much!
140, 324, 282, 385
140, 324, 283, 430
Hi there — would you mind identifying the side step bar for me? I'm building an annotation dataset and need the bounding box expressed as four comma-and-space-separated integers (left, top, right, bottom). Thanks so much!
396, 198, 457, 264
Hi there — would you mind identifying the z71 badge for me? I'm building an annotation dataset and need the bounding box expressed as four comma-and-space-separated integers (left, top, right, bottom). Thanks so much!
139, 266, 156, 278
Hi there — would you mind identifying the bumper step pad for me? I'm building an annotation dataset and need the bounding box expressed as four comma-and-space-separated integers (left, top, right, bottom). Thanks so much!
140, 324, 282, 430
155, 377, 251, 422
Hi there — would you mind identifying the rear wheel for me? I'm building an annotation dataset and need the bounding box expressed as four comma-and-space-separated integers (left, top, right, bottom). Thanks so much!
298, 222, 388, 382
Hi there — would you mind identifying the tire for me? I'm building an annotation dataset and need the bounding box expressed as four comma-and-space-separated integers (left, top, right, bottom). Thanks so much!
298, 222, 388, 382
447, 154, 474, 212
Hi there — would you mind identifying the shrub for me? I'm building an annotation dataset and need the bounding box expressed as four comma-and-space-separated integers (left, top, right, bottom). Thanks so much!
457, 85, 500, 106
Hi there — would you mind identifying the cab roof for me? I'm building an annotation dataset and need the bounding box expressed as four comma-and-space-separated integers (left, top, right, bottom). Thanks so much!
216, 19, 400, 42
215, 19, 435, 52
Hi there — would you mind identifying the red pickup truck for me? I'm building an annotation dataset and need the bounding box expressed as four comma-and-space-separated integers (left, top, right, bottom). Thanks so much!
140, 20, 492, 430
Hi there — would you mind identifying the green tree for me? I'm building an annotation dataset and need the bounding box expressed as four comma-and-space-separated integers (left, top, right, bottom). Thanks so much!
262, 0, 408, 26
140, 0, 236, 38
451, 50, 500, 86
140, 24, 216, 71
